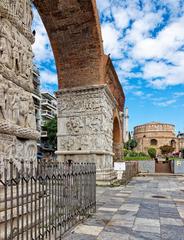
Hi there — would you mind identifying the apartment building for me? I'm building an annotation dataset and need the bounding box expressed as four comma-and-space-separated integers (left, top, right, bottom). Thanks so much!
41, 92, 57, 138
32, 65, 41, 132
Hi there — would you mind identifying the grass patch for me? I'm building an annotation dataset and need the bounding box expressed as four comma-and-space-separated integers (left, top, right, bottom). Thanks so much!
169, 157, 184, 161
124, 156, 151, 161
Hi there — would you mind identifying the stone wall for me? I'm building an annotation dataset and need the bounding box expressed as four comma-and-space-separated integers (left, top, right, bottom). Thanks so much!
0, 0, 38, 172
138, 160, 155, 173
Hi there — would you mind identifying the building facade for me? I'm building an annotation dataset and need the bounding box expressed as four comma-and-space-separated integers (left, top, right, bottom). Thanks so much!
134, 122, 180, 154
32, 65, 41, 132
41, 92, 57, 148
177, 133, 184, 151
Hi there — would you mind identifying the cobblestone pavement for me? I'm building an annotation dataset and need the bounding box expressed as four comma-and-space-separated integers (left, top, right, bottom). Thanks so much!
63, 176, 184, 240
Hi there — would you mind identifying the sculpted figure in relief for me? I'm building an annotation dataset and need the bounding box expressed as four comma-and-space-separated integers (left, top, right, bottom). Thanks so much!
0, 37, 12, 69
27, 97, 36, 129
6, 84, 14, 121
12, 91, 20, 125
19, 94, 29, 127
0, 76, 8, 120
66, 118, 82, 134
26, 1, 33, 28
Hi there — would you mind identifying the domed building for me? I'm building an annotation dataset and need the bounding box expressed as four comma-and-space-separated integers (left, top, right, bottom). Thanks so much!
134, 122, 178, 154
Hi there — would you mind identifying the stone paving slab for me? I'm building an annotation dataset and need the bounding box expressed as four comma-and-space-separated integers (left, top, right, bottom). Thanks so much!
63, 176, 184, 240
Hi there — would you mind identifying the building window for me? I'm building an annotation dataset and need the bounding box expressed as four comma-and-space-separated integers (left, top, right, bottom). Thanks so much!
171, 140, 176, 148
150, 139, 158, 146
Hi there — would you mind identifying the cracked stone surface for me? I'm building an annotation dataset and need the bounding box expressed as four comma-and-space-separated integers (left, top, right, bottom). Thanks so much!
63, 176, 184, 240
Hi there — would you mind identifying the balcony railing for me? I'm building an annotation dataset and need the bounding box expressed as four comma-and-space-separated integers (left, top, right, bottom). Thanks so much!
41, 131, 48, 137
41, 99, 57, 109
41, 110, 55, 119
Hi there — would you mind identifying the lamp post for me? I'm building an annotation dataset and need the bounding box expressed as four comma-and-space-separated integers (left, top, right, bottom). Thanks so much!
142, 135, 146, 153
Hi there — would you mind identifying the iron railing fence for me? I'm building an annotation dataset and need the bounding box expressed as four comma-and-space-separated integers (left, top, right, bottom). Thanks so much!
0, 160, 96, 240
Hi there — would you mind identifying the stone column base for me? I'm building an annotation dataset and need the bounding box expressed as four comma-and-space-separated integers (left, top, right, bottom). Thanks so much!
56, 150, 117, 184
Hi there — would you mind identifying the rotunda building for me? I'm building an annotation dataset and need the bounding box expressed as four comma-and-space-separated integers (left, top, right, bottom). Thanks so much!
134, 122, 178, 154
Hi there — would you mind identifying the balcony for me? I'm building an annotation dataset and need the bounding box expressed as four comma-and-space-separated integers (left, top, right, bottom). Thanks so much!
41, 131, 48, 137
41, 99, 57, 110
41, 110, 55, 119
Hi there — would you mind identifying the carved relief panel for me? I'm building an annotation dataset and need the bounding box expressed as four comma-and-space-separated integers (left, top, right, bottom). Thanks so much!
0, 78, 36, 130
0, 134, 37, 174
57, 87, 114, 153
0, 18, 34, 91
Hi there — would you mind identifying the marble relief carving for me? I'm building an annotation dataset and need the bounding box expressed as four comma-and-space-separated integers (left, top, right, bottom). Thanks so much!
0, 0, 38, 171
57, 87, 114, 153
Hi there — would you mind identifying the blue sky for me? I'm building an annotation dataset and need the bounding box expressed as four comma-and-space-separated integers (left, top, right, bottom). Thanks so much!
32, 0, 184, 133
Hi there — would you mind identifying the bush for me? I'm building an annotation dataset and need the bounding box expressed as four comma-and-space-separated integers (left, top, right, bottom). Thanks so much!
160, 145, 174, 156
125, 156, 151, 161
123, 149, 149, 159
148, 148, 156, 159
123, 149, 129, 157
124, 139, 138, 150
138, 152, 148, 157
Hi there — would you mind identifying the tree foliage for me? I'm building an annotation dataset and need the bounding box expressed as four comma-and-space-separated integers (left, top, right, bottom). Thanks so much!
160, 145, 175, 155
43, 116, 57, 149
124, 139, 138, 150
148, 148, 156, 159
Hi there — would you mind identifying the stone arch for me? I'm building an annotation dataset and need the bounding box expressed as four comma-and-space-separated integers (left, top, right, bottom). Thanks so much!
113, 113, 122, 162
150, 139, 158, 146
0, 0, 125, 183
33, 0, 104, 89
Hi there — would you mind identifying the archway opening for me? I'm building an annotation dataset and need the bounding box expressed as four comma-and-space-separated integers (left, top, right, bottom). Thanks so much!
150, 139, 158, 146
32, 6, 58, 157
113, 117, 122, 162
171, 140, 176, 149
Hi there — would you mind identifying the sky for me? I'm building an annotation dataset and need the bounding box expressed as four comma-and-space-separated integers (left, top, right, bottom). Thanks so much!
32, 0, 184, 133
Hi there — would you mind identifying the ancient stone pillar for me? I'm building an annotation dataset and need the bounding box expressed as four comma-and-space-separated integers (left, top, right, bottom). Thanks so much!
56, 85, 117, 183
0, 0, 39, 172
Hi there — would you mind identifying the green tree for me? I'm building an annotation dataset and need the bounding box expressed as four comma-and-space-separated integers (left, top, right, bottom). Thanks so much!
124, 139, 137, 150
43, 116, 57, 149
148, 148, 156, 159
160, 145, 174, 156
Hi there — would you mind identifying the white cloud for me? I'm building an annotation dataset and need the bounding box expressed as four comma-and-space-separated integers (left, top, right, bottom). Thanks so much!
154, 99, 176, 107
39, 69, 57, 85
96, 0, 110, 12
32, 8, 54, 65
174, 92, 184, 98
101, 23, 122, 58
112, 7, 130, 29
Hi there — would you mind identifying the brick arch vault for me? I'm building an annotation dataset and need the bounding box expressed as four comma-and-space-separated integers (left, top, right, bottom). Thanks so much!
0, 0, 125, 183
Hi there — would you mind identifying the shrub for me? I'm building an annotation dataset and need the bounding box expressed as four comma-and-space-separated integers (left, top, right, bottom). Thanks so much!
124, 139, 138, 150
123, 149, 129, 157
138, 152, 148, 157
148, 148, 156, 159
160, 145, 175, 156
129, 151, 138, 157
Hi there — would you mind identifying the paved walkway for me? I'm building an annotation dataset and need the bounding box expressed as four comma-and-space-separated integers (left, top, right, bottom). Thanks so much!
63, 176, 184, 240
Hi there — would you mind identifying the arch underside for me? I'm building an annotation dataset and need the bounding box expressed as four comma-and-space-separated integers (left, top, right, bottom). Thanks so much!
34, 0, 104, 89
113, 115, 123, 161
